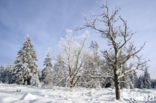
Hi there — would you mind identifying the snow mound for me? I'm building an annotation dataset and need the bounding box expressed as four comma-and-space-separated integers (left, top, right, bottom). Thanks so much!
21, 93, 37, 100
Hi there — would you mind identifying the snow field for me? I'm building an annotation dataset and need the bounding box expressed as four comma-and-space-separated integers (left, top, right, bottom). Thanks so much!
0, 84, 155, 103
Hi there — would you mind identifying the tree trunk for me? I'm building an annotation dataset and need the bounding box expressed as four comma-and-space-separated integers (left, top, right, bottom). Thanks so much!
70, 76, 80, 88
70, 80, 74, 88
114, 69, 120, 100
27, 77, 31, 85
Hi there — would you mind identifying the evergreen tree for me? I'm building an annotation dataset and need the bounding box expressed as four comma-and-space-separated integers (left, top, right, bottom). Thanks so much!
143, 68, 151, 88
4, 64, 14, 84
137, 76, 144, 89
0, 65, 13, 83
0, 66, 5, 83
13, 36, 39, 85
41, 52, 53, 85
130, 71, 138, 88
151, 79, 156, 88
79, 41, 110, 88
137, 68, 151, 89
53, 54, 67, 87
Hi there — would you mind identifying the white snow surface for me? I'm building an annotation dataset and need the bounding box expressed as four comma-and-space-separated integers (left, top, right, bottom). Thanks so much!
0, 84, 155, 103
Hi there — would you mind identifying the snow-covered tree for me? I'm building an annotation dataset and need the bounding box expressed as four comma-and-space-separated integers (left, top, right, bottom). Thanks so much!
12, 36, 39, 86
136, 68, 151, 89
129, 71, 138, 88
137, 76, 144, 89
82, 2, 146, 99
0, 65, 6, 83
78, 41, 108, 88
143, 68, 151, 88
78, 51, 97, 88
41, 52, 53, 85
151, 79, 156, 88
0, 64, 14, 83
120, 65, 133, 89
53, 54, 67, 87
59, 30, 89, 87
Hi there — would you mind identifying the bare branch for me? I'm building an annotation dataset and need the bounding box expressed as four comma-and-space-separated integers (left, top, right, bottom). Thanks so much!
120, 43, 145, 65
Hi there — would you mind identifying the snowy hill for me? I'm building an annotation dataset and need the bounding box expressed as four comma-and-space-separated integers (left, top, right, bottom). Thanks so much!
0, 84, 155, 103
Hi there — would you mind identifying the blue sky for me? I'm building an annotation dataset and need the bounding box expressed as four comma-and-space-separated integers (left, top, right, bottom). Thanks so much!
0, 0, 156, 78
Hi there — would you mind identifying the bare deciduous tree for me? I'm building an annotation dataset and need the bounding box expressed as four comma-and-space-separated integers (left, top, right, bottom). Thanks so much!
59, 30, 88, 88
82, 2, 146, 100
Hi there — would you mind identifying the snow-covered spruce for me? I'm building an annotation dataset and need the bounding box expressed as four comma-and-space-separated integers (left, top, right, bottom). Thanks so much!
137, 68, 151, 89
41, 52, 53, 85
0, 64, 14, 84
12, 36, 39, 86
52, 54, 68, 87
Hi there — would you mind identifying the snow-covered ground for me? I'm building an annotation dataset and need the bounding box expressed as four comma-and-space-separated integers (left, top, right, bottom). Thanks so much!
0, 84, 155, 103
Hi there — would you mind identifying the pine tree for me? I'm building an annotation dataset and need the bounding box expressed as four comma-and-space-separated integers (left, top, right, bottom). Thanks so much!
137, 68, 151, 89
41, 52, 53, 85
13, 36, 39, 85
137, 76, 144, 89
79, 41, 101, 88
53, 54, 67, 87
4, 64, 14, 84
143, 68, 151, 88
151, 79, 156, 88
130, 71, 138, 88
